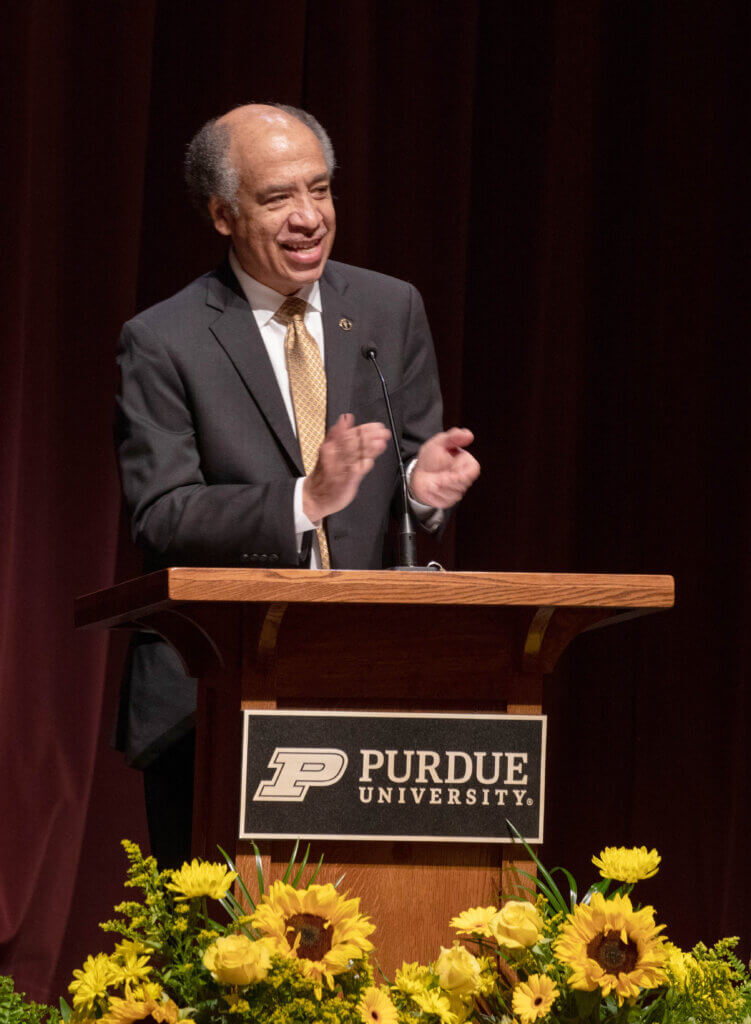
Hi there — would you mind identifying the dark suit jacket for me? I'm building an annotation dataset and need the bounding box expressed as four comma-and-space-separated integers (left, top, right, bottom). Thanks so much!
114, 258, 443, 766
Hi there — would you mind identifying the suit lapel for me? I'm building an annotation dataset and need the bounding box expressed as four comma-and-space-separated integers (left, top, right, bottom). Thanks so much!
320, 263, 360, 428
206, 266, 303, 474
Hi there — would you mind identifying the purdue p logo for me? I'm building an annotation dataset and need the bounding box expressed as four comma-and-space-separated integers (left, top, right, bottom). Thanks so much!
253, 748, 348, 802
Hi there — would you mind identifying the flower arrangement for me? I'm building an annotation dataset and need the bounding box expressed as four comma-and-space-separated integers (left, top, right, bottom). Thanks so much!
13, 835, 747, 1024
433, 833, 751, 1023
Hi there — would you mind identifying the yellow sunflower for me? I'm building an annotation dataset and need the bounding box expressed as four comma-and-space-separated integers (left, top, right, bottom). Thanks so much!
449, 905, 498, 938
69, 953, 118, 1011
99, 994, 185, 1023
554, 891, 667, 1005
250, 880, 375, 993
165, 858, 237, 901
592, 846, 661, 883
358, 985, 399, 1024
511, 974, 559, 1023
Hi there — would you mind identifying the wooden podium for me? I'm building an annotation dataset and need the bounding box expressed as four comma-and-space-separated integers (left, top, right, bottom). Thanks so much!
76, 568, 673, 975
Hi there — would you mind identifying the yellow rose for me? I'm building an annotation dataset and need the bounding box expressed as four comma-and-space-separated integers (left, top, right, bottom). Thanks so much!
202, 934, 271, 985
489, 901, 542, 950
435, 943, 482, 996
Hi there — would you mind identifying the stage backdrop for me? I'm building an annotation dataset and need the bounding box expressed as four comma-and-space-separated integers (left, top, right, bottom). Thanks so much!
2, 0, 748, 1003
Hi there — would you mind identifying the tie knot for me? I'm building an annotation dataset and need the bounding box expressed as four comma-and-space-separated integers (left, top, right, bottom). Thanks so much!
276, 296, 308, 324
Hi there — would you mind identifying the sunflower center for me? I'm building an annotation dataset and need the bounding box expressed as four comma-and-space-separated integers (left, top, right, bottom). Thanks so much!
286, 913, 332, 961
587, 930, 639, 973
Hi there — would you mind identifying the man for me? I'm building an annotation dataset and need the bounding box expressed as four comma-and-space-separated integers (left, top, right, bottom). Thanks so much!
115, 104, 480, 865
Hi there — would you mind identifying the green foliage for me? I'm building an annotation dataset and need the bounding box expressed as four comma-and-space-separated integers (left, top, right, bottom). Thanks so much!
0, 973, 61, 1024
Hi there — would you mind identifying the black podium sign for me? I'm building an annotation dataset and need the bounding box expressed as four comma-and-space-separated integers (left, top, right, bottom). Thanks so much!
240, 710, 546, 843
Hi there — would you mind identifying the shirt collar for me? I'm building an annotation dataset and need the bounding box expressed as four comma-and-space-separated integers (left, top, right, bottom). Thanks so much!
229, 249, 322, 326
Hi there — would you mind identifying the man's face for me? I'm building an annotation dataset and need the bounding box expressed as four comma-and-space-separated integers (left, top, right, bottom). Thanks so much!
210, 110, 336, 295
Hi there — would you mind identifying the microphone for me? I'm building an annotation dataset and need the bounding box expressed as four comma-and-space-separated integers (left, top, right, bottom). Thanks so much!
361, 345, 439, 571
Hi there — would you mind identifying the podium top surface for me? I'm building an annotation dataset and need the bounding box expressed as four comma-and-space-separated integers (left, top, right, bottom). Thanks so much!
75, 567, 674, 630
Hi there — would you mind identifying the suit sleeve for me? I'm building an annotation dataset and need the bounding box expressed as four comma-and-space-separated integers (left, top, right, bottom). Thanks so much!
115, 319, 301, 568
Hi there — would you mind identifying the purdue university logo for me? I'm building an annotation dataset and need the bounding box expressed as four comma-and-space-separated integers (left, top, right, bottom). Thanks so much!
253, 747, 348, 802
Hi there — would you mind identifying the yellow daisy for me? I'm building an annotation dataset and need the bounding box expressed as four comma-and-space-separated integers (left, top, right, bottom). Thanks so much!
449, 905, 498, 938
410, 987, 458, 1024
592, 846, 661, 883
251, 880, 375, 992
554, 892, 667, 1005
165, 858, 237, 901
69, 953, 118, 1011
358, 985, 398, 1024
511, 974, 559, 1023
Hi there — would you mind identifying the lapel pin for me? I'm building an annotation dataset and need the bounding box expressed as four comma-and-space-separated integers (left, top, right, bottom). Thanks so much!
338, 317, 353, 331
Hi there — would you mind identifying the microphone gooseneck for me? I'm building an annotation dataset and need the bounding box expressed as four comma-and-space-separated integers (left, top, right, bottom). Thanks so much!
361, 345, 418, 568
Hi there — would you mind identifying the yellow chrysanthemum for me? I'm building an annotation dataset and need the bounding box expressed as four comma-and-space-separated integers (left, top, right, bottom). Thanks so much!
449, 905, 498, 938
129, 981, 162, 1002
99, 994, 183, 1023
511, 974, 559, 1023
69, 953, 118, 1010
393, 960, 433, 996
112, 947, 152, 987
554, 891, 667, 1005
410, 987, 458, 1024
592, 846, 661, 883
358, 985, 399, 1024
165, 858, 237, 901
251, 880, 375, 993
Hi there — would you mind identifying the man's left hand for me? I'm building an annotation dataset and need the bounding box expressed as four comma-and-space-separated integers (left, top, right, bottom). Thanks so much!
409, 427, 481, 509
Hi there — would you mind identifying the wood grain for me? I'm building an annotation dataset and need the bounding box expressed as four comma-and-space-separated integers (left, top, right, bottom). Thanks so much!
75, 567, 674, 629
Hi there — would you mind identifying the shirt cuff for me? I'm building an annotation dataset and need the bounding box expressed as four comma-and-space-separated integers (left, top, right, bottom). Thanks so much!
406, 458, 444, 533
294, 477, 320, 537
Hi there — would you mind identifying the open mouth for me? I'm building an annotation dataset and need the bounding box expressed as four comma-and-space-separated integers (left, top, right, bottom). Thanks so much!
281, 237, 325, 263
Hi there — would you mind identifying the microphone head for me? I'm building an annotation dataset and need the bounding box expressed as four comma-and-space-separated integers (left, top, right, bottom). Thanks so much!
360, 344, 378, 360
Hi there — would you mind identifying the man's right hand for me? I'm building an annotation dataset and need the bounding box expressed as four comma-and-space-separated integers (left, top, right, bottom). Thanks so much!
302, 413, 390, 522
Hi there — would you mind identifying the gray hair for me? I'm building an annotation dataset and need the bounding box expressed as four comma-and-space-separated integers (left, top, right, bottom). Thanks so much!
184, 103, 336, 219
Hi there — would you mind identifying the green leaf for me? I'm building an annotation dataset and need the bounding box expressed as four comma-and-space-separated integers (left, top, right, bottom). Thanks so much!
503, 865, 568, 916
307, 851, 325, 885
551, 865, 578, 910
504, 819, 568, 914
572, 987, 600, 1018
217, 845, 257, 911
290, 843, 312, 887
281, 839, 301, 884
59, 997, 71, 1022
581, 878, 610, 904
251, 840, 265, 897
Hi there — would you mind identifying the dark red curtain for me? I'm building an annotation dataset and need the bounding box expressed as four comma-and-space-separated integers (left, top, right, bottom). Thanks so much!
2, 0, 748, 1004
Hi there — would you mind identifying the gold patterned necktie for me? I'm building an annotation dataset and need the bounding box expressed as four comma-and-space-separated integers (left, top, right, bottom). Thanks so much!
276, 296, 331, 569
